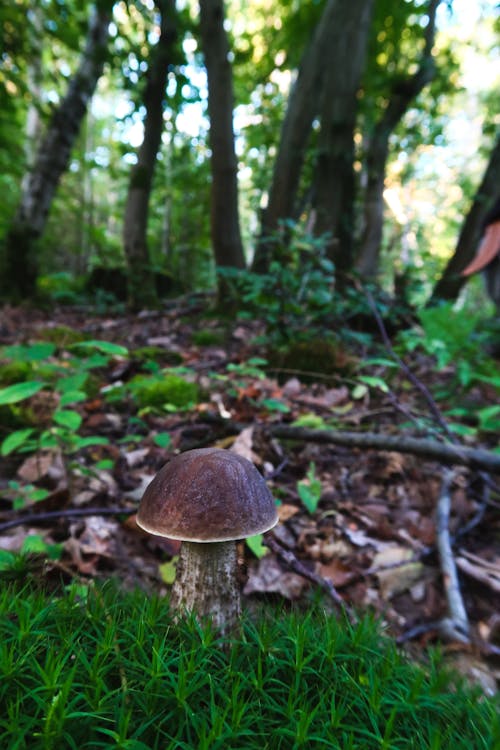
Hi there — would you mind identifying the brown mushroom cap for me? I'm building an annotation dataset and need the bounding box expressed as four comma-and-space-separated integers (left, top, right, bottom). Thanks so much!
136, 448, 278, 542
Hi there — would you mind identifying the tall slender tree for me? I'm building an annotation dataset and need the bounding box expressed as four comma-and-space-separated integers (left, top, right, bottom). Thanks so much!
356, 0, 441, 279
2, 3, 111, 301
199, 0, 245, 277
253, 0, 374, 276
252, 0, 341, 273
310, 0, 374, 275
124, 0, 179, 310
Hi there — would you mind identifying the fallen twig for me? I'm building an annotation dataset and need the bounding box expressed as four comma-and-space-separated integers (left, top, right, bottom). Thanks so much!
0, 506, 135, 533
265, 534, 356, 623
435, 468, 470, 643
267, 424, 500, 474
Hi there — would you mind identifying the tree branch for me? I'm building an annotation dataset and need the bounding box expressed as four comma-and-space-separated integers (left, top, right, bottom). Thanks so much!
267, 424, 500, 474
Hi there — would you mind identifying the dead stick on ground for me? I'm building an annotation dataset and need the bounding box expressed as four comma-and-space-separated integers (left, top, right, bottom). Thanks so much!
267, 425, 500, 474
435, 468, 470, 643
265, 534, 356, 623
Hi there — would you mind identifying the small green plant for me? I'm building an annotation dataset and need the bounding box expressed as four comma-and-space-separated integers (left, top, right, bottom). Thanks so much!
297, 461, 322, 513
219, 221, 335, 344
6, 480, 50, 510
0, 341, 124, 459
398, 303, 497, 389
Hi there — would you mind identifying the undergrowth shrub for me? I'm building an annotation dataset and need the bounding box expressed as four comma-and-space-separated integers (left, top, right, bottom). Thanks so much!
219, 221, 335, 344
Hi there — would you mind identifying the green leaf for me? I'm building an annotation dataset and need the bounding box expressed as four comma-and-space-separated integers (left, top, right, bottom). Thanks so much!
0, 381, 45, 405
59, 390, 87, 406
94, 459, 114, 470
2, 343, 56, 362
358, 375, 389, 393
159, 558, 178, 584
245, 534, 268, 558
358, 357, 398, 369
55, 373, 88, 393
1, 428, 35, 456
73, 436, 109, 449
297, 463, 322, 514
153, 432, 172, 448
291, 413, 326, 429
71, 340, 129, 357
297, 482, 321, 514
52, 410, 82, 430
261, 398, 290, 413
0, 550, 16, 570
351, 384, 368, 399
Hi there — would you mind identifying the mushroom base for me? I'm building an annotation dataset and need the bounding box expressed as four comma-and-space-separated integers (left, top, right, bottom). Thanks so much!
171, 541, 241, 635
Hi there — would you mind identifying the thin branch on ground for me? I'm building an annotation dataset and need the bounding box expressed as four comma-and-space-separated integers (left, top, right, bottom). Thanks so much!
435, 468, 470, 643
0, 506, 136, 533
264, 534, 356, 623
267, 424, 500, 474
361, 285, 458, 443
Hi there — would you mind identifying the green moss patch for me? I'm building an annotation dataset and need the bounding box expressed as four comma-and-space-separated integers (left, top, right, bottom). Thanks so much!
0, 582, 497, 749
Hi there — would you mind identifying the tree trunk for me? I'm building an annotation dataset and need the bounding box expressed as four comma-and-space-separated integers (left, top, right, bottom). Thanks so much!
356, 0, 441, 279
311, 0, 374, 277
429, 133, 500, 304
2, 4, 110, 301
199, 0, 245, 278
124, 0, 178, 311
252, 0, 342, 273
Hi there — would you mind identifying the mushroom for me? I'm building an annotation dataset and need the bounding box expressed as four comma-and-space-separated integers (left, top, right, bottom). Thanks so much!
136, 447, 278, 634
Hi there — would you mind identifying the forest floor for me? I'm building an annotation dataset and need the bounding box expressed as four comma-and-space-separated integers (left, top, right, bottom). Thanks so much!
0, 299, 499, 694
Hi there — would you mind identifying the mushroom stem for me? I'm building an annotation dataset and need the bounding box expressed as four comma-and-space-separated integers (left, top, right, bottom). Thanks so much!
171, 541, 241, 635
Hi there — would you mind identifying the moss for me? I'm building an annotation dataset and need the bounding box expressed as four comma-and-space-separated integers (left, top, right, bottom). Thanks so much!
36, 326, 88, 347
270, 338, 355, 383
131, 374, 199, 409
0, 361, 33, 386
132, 346, 183, 366
191, 329, 226, 346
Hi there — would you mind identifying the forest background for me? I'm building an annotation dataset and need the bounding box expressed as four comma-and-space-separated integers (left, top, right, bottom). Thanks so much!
0, 0, 498, 312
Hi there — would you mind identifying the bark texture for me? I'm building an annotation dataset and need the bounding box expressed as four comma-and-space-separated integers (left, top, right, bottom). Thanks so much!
171, 541, 241, 635
310, 0, 374, 275
430, 133, 500, 304
199, 0, 245, 275
356, 0, 441, 278
124, 0, 178, 310
253, 0, 341, 273
3, 5, 110, 300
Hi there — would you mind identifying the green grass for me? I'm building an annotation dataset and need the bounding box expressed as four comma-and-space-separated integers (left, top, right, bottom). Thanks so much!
0, 580, 498, 750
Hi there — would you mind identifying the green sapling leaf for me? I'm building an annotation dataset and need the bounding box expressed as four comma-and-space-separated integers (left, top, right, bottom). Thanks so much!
0, 381, 45, 405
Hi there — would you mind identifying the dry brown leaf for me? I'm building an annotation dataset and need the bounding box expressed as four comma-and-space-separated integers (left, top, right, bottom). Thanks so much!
244, 556, 309, 599
17, 451, 65, 484
318, 558, 355, 588
230, 426, 259, 464
277, 503, 300, 522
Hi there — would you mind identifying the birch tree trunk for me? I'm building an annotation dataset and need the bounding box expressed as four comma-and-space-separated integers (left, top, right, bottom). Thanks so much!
124, 0, 178, 311
356, 0, 441, 279
311, 0, 374, 276
430, 133, 500, 304
2, 4, 110, 301
199, 0, 245, 278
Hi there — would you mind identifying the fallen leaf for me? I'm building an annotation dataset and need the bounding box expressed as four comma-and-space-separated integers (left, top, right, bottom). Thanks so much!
244, 556, 308, 599
318, 558, 355, 588
230, 426, 259, 464
17, 451, 65, 484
